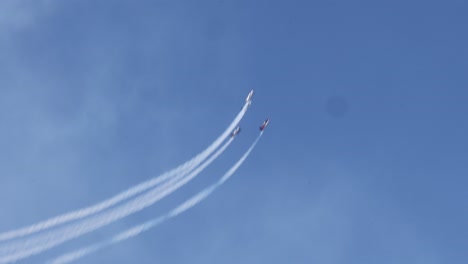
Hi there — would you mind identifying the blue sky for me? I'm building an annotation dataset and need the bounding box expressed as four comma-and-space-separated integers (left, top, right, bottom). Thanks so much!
0, 0, 467, 263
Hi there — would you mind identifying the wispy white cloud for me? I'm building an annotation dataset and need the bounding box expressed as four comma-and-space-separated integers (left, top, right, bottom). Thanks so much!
0, 0, 57, 36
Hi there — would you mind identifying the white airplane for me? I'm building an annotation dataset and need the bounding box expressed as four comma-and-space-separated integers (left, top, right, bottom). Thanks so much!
231, 126, 241, 137
245, 90, 254, 105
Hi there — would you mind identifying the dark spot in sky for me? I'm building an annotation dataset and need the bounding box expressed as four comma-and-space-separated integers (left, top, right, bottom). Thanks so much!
326, 95, 349, 118
205, 18, 227, 40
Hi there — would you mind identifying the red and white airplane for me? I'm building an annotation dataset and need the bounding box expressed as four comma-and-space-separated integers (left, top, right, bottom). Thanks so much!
246, 90, 254, 105
259, 118, 270, 131
231, 126, 241, 137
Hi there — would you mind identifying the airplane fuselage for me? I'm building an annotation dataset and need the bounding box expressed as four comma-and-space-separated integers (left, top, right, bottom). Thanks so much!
246, 90, 254, 103
231, 126, 241, 137
259, 118, 270, 131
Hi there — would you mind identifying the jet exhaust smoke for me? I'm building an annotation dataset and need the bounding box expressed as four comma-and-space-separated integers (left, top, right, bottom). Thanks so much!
0, 103, 249, 243
0, 137, 235, 263
49, 133, 262, 264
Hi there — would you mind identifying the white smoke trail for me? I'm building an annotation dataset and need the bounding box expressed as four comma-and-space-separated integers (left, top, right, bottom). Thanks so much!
0, 137, 235, 263
49, 133, 262, 264
0, 103, 248, 243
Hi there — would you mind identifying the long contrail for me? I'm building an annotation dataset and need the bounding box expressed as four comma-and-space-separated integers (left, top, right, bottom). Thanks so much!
49, 133, 262, 264
0, 136, 235, 263
0, 103, 249, 243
